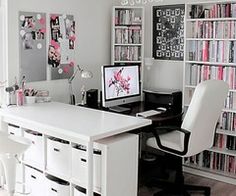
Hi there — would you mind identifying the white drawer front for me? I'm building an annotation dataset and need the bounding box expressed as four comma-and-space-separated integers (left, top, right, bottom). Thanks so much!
46, 138, 71, 177
73, 186, 100, 196
25, 166, 45, 196
24, 130, 44, 167
8, 124, 21, 136
45, 175, 70, 196
72, 147, 101, 192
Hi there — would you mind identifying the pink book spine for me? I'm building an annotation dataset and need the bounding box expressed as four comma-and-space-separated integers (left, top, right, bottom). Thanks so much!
202, 41, 209, 61
229, 67, 234, 89
218, 66, 223, 80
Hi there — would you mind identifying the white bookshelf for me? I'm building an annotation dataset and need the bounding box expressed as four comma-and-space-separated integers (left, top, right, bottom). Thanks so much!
183, 1, 236, 185
111, 6, 144, 63
111, 6, 144, 85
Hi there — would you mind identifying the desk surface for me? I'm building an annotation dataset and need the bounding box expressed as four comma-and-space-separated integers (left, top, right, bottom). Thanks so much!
0, 102, 151, 142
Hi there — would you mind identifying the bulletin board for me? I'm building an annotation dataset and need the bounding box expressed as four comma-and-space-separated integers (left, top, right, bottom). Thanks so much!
152, 5, 185, 61
19, 11, 47, 82
48, 14, 76, 80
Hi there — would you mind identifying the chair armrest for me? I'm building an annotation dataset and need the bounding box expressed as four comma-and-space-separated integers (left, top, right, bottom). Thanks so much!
152, 126, 191, 156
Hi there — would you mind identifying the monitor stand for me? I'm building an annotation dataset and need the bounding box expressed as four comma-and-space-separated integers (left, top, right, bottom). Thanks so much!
108, 105, 131, 114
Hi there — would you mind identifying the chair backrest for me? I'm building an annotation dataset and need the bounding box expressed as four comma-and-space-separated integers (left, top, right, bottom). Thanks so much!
182, 80, 229, 157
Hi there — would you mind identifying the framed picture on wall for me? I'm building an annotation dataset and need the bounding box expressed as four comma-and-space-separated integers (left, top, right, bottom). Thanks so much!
152, 4, 185, 61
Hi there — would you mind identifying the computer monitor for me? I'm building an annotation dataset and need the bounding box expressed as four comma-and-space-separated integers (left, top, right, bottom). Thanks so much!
101, 64, 141, 111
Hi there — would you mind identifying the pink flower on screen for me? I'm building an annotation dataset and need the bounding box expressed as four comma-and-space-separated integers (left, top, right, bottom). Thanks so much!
109, 67, 131, 96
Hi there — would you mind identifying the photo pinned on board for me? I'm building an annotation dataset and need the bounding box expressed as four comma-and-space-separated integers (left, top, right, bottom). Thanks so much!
48, 45, 61, 68
21, 16, 35, 29
22, 31, 34, 50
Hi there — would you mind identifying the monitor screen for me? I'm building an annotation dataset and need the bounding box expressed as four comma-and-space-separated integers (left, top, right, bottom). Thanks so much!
101, 64, 141, 108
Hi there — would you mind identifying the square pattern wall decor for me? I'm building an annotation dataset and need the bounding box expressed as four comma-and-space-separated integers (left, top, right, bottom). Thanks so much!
153, 4, 185, 61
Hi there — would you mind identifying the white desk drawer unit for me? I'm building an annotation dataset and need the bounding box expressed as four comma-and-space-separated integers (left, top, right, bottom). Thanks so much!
24, 130, 44, 168
46, 137, 71, 178
45, 175, 70, 196
25, 165, 45, 196
8, 124, 21, 136
73, 186, 101, 196
72, 145, 101, 193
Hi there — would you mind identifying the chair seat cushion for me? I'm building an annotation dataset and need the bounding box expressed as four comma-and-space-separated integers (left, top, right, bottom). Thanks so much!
146, 130, 184, 153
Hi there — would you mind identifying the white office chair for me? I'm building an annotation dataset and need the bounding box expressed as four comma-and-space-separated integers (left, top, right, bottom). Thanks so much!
0, 131, 31, 196
146, 80, 229, 196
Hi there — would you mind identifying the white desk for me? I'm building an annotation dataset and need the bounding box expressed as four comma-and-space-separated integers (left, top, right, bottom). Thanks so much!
0, 102, 151, 196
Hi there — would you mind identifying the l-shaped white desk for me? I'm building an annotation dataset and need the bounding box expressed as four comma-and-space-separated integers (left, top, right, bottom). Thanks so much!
0, 102, 151, 196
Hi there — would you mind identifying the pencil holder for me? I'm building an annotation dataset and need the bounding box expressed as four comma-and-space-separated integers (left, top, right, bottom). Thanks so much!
25, 96, 36, 104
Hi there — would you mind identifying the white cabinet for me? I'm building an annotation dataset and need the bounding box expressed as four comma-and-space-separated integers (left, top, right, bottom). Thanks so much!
71, 133, 139, 196
45, 175, 70, 196
11, 126, 139, 196
72, 145, 101, 193
24, 130, 44, 169
184, 1, 236, 185
8, 124, 21, 136
46, 137, 71, 179
25, 165, 45, 196
73, 186, 100, 196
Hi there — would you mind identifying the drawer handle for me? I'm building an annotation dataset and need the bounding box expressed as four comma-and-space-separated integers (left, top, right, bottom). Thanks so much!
81, 158, 87, 162
9, 132, 14, 135
51, 188, 58, 193
54, 148, 60, 152
31, 175, 36, 179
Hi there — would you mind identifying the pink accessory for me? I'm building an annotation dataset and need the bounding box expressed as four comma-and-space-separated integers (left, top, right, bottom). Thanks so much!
16, 89, 24, 106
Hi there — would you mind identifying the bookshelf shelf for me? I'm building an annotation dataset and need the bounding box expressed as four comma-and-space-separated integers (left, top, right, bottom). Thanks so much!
184, 1, 236, 184
115, 24, 142, 28
114, 44, 142, 46
185, 61, 236, 66
208, 147, 236, 156
114, 61, 142, 63
185, 85, 236, 93
186, 38, 236, 41
187, 17, 236, 22
216, 129, 236, 136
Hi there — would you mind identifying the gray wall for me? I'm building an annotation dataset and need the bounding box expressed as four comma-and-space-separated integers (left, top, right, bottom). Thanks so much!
4, 0, 214, 103
5, 0, 113, 103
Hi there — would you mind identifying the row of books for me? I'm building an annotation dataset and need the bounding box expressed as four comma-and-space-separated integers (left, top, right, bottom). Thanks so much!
213, 133, 236, 150
189, 64, 236, 89
185, 151, 236, 174
224, 92, 236, 110
219, 111, 236, 131
188, 40, 236, 63
115, 26, 142, 44
190, 21, 236, 39
115, 9, 142, 25
218, 111, 236, 131
190, 3, 236, 19
114, 46, 141, 61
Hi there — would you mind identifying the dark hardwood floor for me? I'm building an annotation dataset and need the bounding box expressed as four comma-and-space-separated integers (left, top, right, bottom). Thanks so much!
139, 172, 236, 196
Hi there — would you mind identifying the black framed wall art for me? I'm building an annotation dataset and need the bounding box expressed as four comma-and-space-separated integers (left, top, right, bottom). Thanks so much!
152, 4, 185, 61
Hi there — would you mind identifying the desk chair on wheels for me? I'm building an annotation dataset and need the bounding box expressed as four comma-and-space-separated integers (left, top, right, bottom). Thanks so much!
146, 80, 229, 196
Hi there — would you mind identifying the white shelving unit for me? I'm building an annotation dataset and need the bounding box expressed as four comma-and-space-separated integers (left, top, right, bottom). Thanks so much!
111, 6, 144, 92
8, 124, 139, 196
111, 6, 144, 65
183, 1, 236, 185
